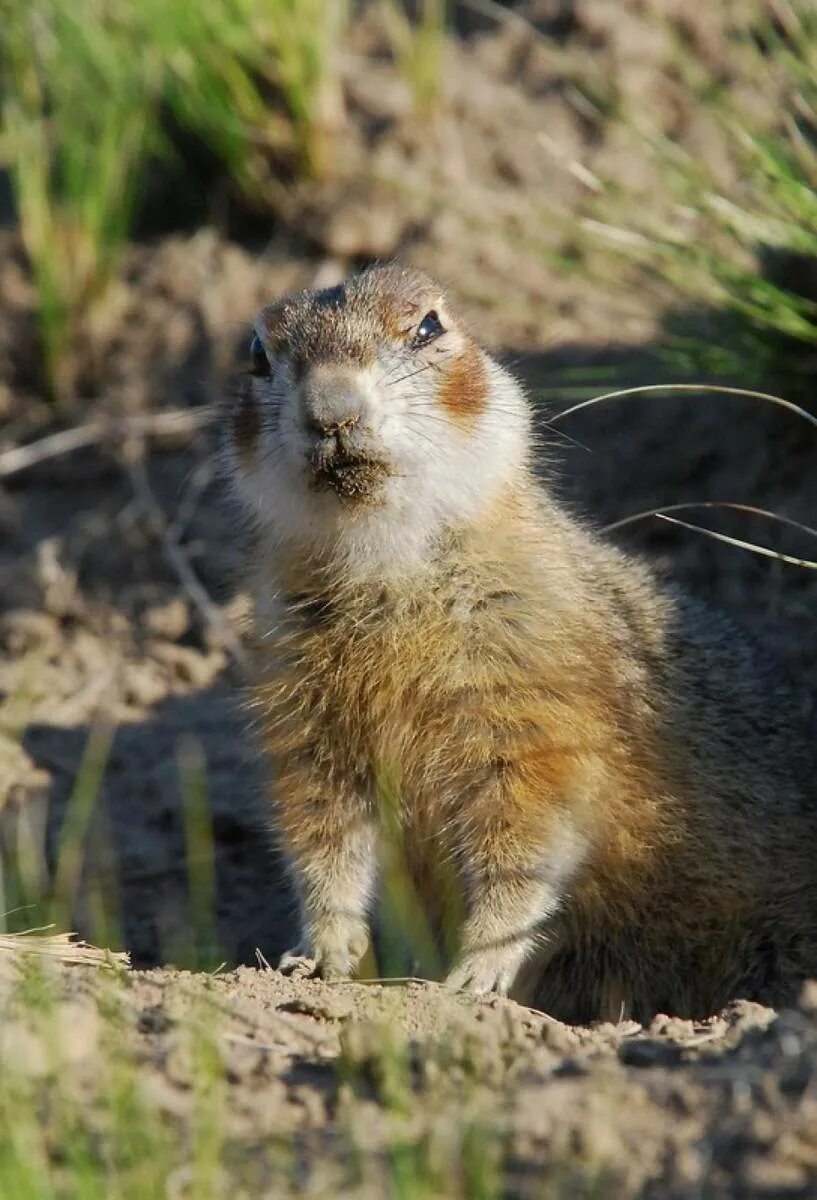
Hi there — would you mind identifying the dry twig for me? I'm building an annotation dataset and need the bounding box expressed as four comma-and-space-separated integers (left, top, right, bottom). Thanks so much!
124, 452, 249, 672
0, 408, 213, 481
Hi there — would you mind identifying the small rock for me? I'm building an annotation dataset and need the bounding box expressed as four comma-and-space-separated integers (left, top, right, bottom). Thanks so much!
143, 598, 190, 642
150, 642, 219, 689
122, 662, 167, 709
798, 979, 817, 1014
0, 609, 60, 654
648, 1013, 694, 1041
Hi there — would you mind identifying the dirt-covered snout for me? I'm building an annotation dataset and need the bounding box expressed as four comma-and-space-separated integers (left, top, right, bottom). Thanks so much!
299, 364, 391, 503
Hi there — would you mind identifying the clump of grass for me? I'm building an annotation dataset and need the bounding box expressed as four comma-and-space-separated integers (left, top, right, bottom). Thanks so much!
579, 1, 817, 393
383, 0, 447, 115
374, 766, 456, 981
177, 736, 223, 972
1, 1, 157, 401
0, 675, 222, 970
0, 0, 351, 404
0, 959, 224, 1199
339, 1017, 508, 1199
258, 0, 349, 177
134, 0, 272, 196
0, 959, 517, 1200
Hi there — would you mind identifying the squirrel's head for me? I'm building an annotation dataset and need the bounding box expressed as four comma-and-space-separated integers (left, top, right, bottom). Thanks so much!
224, 264, 531, 578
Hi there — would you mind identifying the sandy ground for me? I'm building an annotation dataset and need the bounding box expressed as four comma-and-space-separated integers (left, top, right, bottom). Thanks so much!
1, 2, 817, 1193
6, 958, 817, 1197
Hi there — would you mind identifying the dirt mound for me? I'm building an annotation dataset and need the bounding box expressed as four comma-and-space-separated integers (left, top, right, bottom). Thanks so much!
7, 959, 817, 1196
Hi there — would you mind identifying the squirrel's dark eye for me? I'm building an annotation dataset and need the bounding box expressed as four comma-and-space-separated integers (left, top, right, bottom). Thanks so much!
249, 333, 270, 377
412, 310, 445, 349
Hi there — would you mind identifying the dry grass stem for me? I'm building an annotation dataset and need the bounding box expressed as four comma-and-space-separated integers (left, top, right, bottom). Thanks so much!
605, 501, 817, 542
654, 514, 817, 570
551, 384, 817, 431
0, 926, 129, 969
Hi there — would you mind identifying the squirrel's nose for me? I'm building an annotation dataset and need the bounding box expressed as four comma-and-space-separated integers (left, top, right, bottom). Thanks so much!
301, 366, 367, 445
304, 411, 361, 440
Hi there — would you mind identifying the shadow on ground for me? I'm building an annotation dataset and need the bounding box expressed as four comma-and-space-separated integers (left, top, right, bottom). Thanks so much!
15, 682, 296, 968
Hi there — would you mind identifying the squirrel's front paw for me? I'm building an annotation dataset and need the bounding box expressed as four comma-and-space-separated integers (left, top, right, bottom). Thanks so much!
278, 918, 368, 982
277, 947, 321, 978
445, 946, 527, 997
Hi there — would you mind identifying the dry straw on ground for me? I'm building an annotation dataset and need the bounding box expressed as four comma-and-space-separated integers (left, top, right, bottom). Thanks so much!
0, 926, 129, 969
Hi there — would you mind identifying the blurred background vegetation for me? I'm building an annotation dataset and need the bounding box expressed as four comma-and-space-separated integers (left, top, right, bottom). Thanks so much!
0, 0, 814, 403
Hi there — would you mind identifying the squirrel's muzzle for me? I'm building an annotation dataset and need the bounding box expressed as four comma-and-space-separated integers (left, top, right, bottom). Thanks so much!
301, 366, 367, 444
301, 365, 388, 504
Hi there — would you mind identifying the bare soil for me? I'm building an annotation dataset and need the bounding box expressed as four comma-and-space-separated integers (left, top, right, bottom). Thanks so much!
8, 959, 817, 1197
1, 3, 817, 1193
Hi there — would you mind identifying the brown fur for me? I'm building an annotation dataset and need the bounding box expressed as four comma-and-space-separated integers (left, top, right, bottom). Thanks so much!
258, 266, 440, 372
231, 266, 817, 1024
439, 343, 488, 421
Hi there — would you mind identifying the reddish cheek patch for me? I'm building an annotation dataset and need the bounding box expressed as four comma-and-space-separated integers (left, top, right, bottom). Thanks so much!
438, 343, 488, 423
232, 388, 261, 462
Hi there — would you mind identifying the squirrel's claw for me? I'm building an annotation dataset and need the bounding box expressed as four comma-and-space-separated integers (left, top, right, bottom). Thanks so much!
277, 950, 321, 978
445, 951, 520, 997
277, 921, 368, 981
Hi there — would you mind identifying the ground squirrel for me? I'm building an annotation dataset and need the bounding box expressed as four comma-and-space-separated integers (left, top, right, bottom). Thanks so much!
223, 263, 817, 1023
